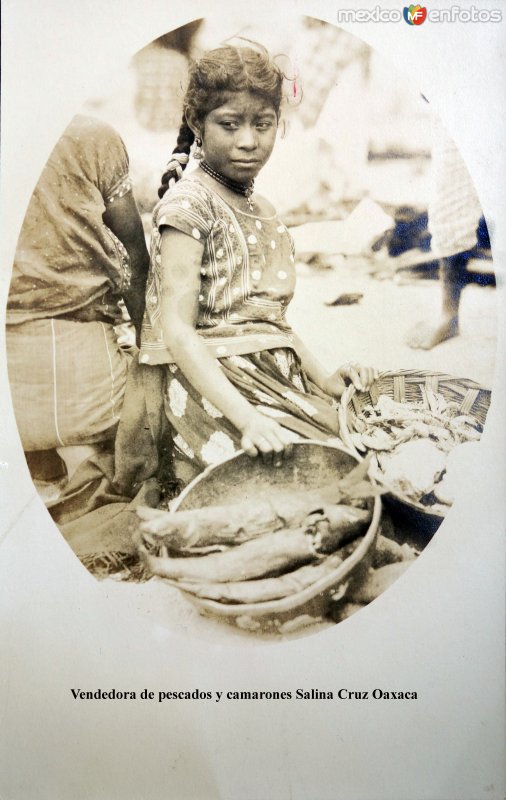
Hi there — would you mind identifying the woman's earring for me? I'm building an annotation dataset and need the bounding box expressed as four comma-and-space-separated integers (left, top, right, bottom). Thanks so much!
193, 137, 203, 160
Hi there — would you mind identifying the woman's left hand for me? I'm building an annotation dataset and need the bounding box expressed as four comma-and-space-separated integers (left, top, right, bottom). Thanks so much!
323, 363, 379, 396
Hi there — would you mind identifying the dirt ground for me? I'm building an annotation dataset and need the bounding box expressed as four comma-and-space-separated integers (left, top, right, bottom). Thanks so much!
289, 257, 497, 388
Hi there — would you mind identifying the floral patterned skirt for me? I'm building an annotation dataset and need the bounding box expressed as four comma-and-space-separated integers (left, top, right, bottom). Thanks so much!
163, 348, 341, 472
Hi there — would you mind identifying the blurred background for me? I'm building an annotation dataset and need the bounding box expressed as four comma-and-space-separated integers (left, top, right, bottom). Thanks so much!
81, 15, 496, 387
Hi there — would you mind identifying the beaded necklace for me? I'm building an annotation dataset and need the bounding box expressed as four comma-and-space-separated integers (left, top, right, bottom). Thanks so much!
199, 161, 255, 211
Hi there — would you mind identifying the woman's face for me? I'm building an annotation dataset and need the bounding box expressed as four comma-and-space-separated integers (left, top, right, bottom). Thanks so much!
199, 91, 278, 184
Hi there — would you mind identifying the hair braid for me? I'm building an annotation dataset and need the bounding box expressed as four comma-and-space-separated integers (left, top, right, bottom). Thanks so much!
158, 116, 195, 198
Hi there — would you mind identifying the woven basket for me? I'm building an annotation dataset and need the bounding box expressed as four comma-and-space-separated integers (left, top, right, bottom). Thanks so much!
143, 441, 382, 634
338, 369, 492, 533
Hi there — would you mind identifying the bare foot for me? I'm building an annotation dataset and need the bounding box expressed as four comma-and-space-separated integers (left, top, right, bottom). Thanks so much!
405, 317, 459, 350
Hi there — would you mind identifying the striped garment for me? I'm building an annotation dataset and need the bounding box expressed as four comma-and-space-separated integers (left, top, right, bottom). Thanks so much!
6, 318, 129, 450
139, 176, 297, 365
429, 117, 483, 257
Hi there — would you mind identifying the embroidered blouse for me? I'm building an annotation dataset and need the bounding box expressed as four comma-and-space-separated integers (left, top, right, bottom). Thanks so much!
7, 115, 133, 326
140, 176, 296, 364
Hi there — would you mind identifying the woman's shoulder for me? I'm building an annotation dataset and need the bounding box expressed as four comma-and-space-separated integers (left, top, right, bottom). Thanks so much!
252, 193, 278, 219
155, 173, 223, 212
153, 175, 224, 238
155, 175, 217, 219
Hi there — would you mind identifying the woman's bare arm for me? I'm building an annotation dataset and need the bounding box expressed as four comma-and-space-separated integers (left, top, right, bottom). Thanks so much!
291, 332, 332, 389
103, 193, 149, 339
291, 331, 378, 395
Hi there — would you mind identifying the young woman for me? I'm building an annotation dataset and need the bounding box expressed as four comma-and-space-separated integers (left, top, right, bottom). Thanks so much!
139, 44, 377, 481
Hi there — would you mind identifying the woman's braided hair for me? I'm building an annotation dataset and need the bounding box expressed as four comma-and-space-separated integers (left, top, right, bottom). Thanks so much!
158, 44, 285, 198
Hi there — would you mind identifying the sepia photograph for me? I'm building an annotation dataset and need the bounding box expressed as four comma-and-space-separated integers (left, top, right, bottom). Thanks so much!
3, 14, 498, 639
1, 1, 504, 798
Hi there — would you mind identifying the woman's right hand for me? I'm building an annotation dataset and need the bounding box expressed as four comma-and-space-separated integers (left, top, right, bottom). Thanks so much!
240, 411, 295, 464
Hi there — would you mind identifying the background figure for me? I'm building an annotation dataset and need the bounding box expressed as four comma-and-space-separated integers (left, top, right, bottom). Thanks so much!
6, 115, 149, 495
256, 19, 372, 216
406, 116, 486, 350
